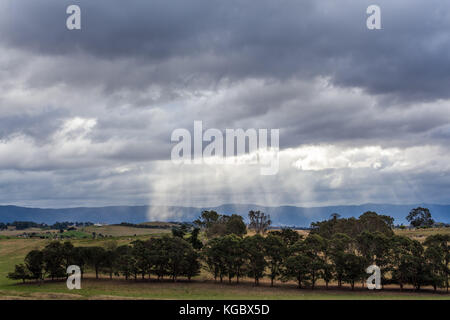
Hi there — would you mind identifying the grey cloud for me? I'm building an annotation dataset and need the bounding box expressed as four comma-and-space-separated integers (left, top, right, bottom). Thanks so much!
0, 108, 67, 141
0, 0, 449, 208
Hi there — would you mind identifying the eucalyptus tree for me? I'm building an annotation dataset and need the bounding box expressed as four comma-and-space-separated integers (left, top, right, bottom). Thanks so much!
424, 234, 450, 292
264, 234, 287, 286
243, 234, 267, 285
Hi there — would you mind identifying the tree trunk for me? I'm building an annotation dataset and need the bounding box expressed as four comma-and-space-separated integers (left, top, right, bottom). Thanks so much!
311, 273, 315, 290
446, 277, 449, 293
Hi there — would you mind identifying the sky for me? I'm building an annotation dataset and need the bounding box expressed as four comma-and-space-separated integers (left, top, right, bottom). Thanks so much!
0, 0, 449, 213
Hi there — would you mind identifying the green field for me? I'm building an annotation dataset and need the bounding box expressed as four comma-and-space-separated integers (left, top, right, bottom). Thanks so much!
0, 223, 174, 240
1, 230, 449, 300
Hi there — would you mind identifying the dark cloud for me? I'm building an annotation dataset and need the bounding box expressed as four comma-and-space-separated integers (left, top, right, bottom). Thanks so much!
1, 0, 450, 100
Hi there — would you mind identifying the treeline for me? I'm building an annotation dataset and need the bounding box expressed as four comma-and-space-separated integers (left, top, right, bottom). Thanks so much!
8, 210, 450, 293
8, 236, 201, 283
0, 221, 93, 231
203, 228, 449, 292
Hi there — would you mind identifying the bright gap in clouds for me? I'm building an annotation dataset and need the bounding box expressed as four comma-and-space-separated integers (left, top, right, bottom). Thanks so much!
145, 144, 449, 220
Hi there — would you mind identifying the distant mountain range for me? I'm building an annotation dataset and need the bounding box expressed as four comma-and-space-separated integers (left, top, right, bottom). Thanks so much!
0, 203, 449, 227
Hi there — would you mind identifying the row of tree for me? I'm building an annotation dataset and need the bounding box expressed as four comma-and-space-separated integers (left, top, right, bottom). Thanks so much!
0, 221, 93, 231
8, 211, 450, 293
203, 230, 449, 292
8, 236, 200, 283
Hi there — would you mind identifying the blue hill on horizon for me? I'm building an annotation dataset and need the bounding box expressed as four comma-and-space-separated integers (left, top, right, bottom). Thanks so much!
0, 203, 449, 227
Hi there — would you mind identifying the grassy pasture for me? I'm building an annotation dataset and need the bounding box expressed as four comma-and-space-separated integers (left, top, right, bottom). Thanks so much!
394, 227, 450, 242
2, 278, 449, 300
0, 223, 173, 239
81, 224, 172, 237
0, 227, 55, 237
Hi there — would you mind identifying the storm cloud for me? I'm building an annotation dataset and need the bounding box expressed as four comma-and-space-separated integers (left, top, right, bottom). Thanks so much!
0, 0, 449, 211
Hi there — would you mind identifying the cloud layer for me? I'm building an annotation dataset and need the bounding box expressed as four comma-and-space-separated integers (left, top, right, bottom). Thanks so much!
0, 0, 449, 213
